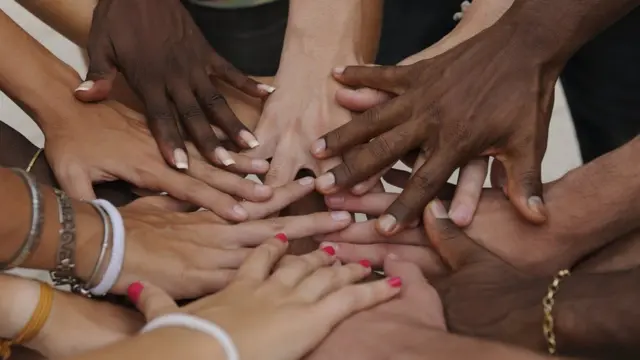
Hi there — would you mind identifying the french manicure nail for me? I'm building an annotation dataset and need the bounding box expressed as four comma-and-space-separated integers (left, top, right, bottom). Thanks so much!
387, 277, 402, 288
254, 184, 271, 197
127, 281, 144, 304
311, 138, 326, 155
429, 199, 449, 219
378, 214, 397, 233
233, 204, 248, 218
275, 233, 288, 243
333, 67, 345, 75
239, 130, 260, 149
215, 147, 236, 166
257, 83, 276, 94
316, 173, 336, 190
298, 177, 314, 186
75, 80, 94, 92
326, 195, 345, 207
331, 211, 351, 221
322, 245, 336, 256
173, 149, 189, 170
359, 259, 371, 268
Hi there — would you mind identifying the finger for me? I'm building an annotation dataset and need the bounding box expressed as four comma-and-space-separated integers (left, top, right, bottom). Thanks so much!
264, 143, 299, 187
76, 45, 116, 102
332, 65, 413, 94
335, 87, 391, 112
128, 281, 178, 321
503, 150, 547, 224
379, 149, 458, 235
271, 244, 337, 287
316, 122, 420, 194
210, 54, 274, 98
382, 168, 412, 189
216, 151, 270, 175
316, 220, 425, 246
325, 192, 395, 215
324, 242, 447, 277
231, 211, 353, 246
56, 167, 96, 201
141, 88, 188, 170
234, 234, 289, 284
423, 199, 488, 271
311, 96, 412, 159
188, 162, 272, 202
126, 195, 198, 212
295, 261, 372, 302
242, 177, 316, 220
448, 158, 488, 227
350, 166, 391, 195
315, 276, 401, 326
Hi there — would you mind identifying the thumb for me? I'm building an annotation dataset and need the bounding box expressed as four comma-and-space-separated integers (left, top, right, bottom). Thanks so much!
423, 199, 486, 271
56, 167, 97, 201
125, 195, 198, 212
503, 150, 547, 224
75, 47, 117, 102
335, 87, 391, 112
127, 281, 178, 321
332, 64, 413, 95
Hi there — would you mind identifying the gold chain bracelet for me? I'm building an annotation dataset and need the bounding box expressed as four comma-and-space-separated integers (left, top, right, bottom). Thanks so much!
542, 269, 571, 355
25, 148, 43, 173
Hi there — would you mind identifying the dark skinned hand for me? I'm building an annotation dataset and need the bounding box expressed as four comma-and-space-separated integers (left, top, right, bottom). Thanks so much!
312, 20, 558, 236
77, 0, 274, 169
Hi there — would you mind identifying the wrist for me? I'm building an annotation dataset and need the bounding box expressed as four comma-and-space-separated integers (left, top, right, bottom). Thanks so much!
0, 275, 41, 340
141, 327, 227, 358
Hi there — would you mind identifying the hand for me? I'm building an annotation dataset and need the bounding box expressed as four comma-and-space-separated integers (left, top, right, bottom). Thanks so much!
77, 0, 273, 167
130, 236, 402, 360
91, 179, 354, 299
306, 257, 445, 360
42, 99, 271, 222
312, 24, 557, 235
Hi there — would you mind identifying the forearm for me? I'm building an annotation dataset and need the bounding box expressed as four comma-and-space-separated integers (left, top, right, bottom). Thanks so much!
66, 328, 225, 360
0, 10, 80, 130
278, 0, 382, 75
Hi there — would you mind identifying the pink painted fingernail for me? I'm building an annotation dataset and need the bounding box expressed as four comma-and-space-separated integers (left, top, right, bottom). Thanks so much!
359, 259, 371, 268
387, 277, 402, 288
322, 245, 336, 256
127, 282, 144, 304
275, 233, 288, 243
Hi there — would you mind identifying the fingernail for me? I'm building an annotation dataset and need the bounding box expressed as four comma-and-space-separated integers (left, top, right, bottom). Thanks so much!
297, 177, 314, 186
351, 183, 368, 195
275, 233, 288, 243
239, 130, 260, 149
311, 138, 326, 155
173, 148, 189, 170
257, 83, 276, 94
429, 199, 449, 219
322, 245, 336, 256
448, 205, 470, 224
252, 159, 269, 172
387, 277, 402, 288
233, 204, 248, 218
325, 195, 345, 207
359, 259, 371, 268
75, 80, 94, 92
378, 214, 397, 233
127, 281, 144, 304
215, 147, 236, 166
331, 211, 351, 221
333, 67, 345, 75
254, 184, 271, 197
528, 196, 544, 215
316, 173, 336, 190
320, 242, 339, 252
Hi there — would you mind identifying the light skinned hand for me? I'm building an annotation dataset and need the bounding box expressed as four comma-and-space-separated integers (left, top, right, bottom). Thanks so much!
129, 235, 402, 360
102, 178, 354, 298
42, 99, 271, 222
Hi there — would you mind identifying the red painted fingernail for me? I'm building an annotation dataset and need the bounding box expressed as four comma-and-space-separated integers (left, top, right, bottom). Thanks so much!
359, 259, 371, 268
322, 245, 336, 256
275, 233, 288, 243
127, 282, 144, 304
387, 277, 402, 288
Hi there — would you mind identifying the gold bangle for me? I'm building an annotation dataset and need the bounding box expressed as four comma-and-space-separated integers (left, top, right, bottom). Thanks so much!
25, 148, 43, 173
542, 269, 570, 355
0, 282, 54, 359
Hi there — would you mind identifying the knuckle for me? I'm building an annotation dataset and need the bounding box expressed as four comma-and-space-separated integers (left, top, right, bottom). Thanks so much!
369, 136, 393, 159
180, 103, 205, 120
202, 92, 226, 109
410, 171, 434, 196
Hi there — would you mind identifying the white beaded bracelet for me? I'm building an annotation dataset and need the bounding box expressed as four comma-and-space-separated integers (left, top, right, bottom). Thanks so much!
141, 313, 239, 360
89, 199, 125, 296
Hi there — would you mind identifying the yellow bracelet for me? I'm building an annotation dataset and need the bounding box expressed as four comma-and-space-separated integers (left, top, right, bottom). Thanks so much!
542, 269, 570, 355
0, 282, 54, 359
25, 148, 43, 173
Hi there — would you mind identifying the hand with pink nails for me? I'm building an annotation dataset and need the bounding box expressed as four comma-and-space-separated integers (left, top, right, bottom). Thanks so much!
124, 235, 401, 360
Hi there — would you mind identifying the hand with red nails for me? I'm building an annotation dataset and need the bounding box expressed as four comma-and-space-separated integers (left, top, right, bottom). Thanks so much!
127, 235, 401, 360
305, 256, 445, 360
42, 100, 271, 221
78, 0, 273, 169
312, 22, 559, 235
104, 179, 354, 299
